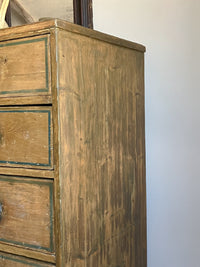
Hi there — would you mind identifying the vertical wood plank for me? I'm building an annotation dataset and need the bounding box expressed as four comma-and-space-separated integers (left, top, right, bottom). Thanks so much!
135, 53, 147, 267
56, 29, 145, 266
50, 28, 63, 267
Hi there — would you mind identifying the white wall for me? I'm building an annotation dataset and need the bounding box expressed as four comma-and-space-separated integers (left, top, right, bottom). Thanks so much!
93, 1, 200, 267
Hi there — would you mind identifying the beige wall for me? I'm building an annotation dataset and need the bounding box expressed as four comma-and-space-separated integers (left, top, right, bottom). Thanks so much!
93, 1, 200, 267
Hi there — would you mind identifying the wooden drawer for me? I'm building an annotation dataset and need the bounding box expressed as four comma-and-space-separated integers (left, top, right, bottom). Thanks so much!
0, 252, 55, 266
0, 176, 54, 253
0, 107, 53, 169
0, 35, 51, 100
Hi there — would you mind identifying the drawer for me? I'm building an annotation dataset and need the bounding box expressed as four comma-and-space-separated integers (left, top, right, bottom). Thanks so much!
0, 176, 54, 253
0, 252, 55, 266
0, 107, 53, 169
0, 35, 51, 99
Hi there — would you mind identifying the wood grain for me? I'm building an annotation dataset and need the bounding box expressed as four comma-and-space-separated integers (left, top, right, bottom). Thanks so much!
0, 106, 53, 169
0, 176, 54, 253
0, 19, 145, 52
0, 242, 55, 263
0, 167, 54, 178
135, 53, 147, 267
0, 35, 51, 98
55, 28, 146, 266
0, 95, 52, 106
0, 21, 146, 266
0, 243, 55, 263
0, 251, 55, 266
49, 28, 62, 267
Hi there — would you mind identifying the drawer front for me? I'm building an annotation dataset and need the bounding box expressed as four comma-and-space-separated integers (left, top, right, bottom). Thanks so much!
0, 176, 54, 253
0, 35, 51, 98
0, 252, 55, 266
0, 107, 53, 169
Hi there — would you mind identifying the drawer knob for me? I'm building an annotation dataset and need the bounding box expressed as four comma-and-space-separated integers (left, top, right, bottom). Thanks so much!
0, 203, 3, 221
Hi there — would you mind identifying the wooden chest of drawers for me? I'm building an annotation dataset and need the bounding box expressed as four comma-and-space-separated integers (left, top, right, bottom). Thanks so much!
0, 20, 146, 267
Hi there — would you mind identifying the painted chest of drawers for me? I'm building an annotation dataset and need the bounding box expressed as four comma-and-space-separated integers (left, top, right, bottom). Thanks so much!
0, 20, 146, 267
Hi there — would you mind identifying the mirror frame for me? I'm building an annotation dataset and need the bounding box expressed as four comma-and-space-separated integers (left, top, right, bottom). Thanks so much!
6, 0, 93, 28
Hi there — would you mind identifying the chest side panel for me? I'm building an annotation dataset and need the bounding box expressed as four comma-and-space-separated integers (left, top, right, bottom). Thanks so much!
56, 29, 145, 266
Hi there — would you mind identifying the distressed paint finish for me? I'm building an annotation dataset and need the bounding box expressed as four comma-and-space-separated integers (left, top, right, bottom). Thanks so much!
0, 35, 51, 98
0, 176, 54, 252
56, 28, 146, 266
0, 251, 55, 266
0, 107, 53, 169
135, 53, 147, 267
0, 20, 146, 266
0, 243, 55, 264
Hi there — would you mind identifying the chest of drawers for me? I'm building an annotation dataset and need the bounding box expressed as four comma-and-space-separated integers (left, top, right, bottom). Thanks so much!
0, 19, 146, 267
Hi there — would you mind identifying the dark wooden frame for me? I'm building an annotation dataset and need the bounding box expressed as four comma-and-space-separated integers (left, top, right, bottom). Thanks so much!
73, 0, 93, 28
6, 0, 93, 29
5, 3, 12, 27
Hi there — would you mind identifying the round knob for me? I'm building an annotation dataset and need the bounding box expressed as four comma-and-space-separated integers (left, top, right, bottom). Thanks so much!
0, 203, 3, 221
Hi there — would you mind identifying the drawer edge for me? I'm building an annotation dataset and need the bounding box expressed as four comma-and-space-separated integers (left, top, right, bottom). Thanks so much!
0, 176, 54, 254
0, 167, 54, 179
0, 243, 56, 264
0, 95, 52, 106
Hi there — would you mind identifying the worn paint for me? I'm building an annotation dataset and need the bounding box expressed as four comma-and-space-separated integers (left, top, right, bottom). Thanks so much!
0, 176, 54, 252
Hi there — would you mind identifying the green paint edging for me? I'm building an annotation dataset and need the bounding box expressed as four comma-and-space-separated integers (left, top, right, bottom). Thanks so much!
49, 183, 54, 252
0, 254, 51, 266
0, 176, 54, 253
0, 37, 49, 95
0, 110, 52, 167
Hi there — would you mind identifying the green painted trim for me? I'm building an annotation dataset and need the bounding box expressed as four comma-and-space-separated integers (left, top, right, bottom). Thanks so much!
0, 36, 49, 95
49, 183, 54, 252
48, 109, 52, 168
0, 175, 52, 185
0, 176, 54, 252
0, 254, 52, 266
0, 37, 48, 48
45, 37, 49, 91
0, 110, 52, 167
0, 88, 48, 95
